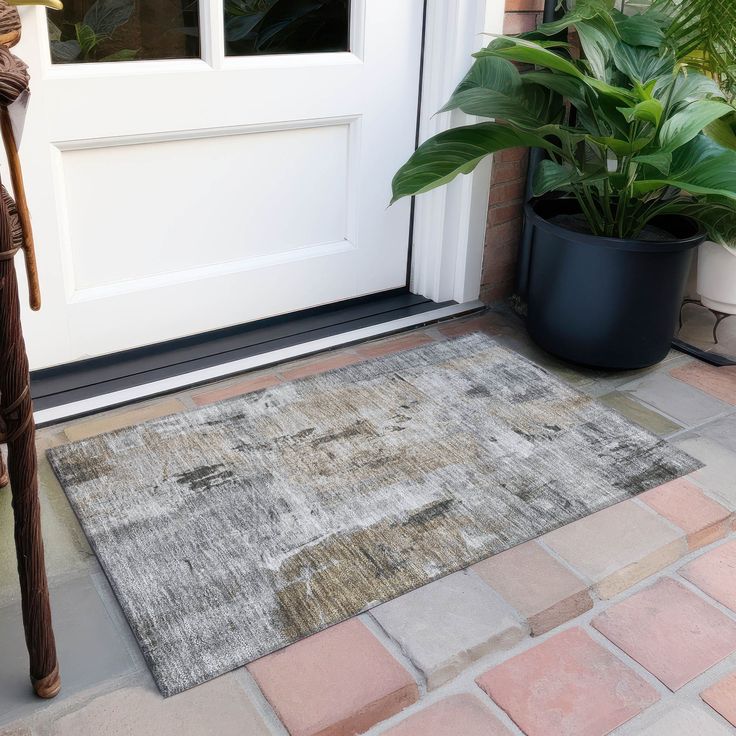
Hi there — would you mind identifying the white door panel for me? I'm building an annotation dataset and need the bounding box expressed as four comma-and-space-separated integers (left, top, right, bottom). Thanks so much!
13, 0, 423, 368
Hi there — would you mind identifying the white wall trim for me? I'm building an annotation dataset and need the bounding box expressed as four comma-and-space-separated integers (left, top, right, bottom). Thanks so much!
410, 0, 506, 304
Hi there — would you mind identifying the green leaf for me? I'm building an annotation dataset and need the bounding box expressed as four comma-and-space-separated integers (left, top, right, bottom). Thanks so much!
613, 43, 675, 85
591, 135, 651, 156
50, 39, 81, 63
575, 15, 620, 82
615, 14, 665, 47
520, 71, 588, 103
391, 123, 558, 203
618, 98, 664, 125
99, 48, 138, 62
83, 0, 134, 37
532, 160, 578, 196
633, 151, 672, 174
659, 99, 735, 152
633, 134, 736, 199
440, 56, 559, 127
705, 115, 736, 151
531, 160, 607, 196
477, 36, 636, 105
654, 72, 725, 113
74, 23, 98, 57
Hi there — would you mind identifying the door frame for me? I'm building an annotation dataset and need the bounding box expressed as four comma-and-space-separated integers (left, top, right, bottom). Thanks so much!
411, 0, 505, 304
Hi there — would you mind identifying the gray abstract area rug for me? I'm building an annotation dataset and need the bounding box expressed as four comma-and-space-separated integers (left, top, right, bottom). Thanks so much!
47, 333, 701, 696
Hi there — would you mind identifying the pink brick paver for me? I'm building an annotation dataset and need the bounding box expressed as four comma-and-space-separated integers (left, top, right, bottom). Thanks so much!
701, 671, 736, 726
670, 362, 736, 406
191, 374, 281, 405
641, 478, 731, 550
472, 540, 593, 635
592, 577, 736, 691
475, 627, 659, 736
383, 694, 512, 736
680, 539, 736, 612
279, 351, 363, 381
247, 619, 418, 736
355, 331, 435, 358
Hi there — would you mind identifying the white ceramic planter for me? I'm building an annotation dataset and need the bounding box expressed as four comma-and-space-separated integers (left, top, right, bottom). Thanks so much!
697, 241, 736, 314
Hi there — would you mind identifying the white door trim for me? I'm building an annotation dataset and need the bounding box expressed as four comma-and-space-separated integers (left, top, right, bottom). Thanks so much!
411, 0, 505, 304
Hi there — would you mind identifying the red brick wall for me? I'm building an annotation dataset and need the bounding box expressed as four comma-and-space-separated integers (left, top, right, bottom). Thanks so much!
479, 0, 544, 303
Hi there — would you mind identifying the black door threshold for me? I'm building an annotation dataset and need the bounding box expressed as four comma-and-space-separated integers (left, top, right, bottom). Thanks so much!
32, 290, 468, 419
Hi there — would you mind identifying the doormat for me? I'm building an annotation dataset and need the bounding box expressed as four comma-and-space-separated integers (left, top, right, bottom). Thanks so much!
48, 333, 700, 696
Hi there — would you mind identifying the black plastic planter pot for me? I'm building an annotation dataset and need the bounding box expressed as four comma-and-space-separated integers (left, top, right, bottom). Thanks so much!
525, 198, 705, 370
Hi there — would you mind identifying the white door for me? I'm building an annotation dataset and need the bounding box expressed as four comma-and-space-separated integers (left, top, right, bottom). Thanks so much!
12, 0, 423, 370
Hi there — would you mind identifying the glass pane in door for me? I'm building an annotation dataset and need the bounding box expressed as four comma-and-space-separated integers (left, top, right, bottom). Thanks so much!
224, 0, 349, 56
47, 0, 200, 63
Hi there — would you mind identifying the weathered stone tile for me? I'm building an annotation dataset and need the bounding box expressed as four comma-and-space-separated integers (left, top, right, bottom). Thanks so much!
371, 571, 528, 690
641, 478, 731, 550
543, 501, 687, 599
383, 694, 512, 736
680, 539, 736, 613
599, 391, 682, 435
50, 675, 270, 736
670, 362, 736, 406
0, 575, 137, 727
63, 397, 186, 442
696, 414, 736, 455
476, 627, 659, 736
472, 541, 592, 635
616, 372, 732, 427
592, 578, 736, 691
701, 671, 736, 727
248, 618, 417, 736
0, 457, 92, 606
674, 436, 736, 509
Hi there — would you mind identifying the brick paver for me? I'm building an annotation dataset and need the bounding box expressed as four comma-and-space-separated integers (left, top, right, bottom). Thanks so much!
247, 619, 418, 736
641, 478, 731, 550
371, 571, 527, 690
50, 677, 270, 736
191, 373, 281, 406
472, 541, 592, 635
670, 362, 736, 406
680, 539, 736, 612
543, 501, 687, 598
592, 578, 736, 691
476, 627, 659, 736
279, 351, 363, 381
355, 331, 435, 358
701, 671, 736, 726
383, 694, 512, 736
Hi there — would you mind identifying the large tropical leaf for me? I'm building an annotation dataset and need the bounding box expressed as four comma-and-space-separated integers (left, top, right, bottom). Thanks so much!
83, 0, 134, 37
613, 43, 674, 86
441, 56, 560, 127
391, 123, 558, 203
532, 160, 607, 196
658, 99, 735, 152
615, 12, 666, 47
634, 134, 736, 199
476, 36, 636, 104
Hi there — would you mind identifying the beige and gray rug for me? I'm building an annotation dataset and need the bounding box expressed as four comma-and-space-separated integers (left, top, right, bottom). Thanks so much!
48, 333, 700, 696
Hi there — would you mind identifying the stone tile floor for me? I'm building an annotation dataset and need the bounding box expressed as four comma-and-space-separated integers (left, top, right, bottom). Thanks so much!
2, 305, 736, 735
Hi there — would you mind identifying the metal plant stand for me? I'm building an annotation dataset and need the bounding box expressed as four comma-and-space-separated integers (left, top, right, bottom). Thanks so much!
0, 5, 60, 699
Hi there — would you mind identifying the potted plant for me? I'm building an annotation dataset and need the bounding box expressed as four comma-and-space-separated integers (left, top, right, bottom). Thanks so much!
391, 0, 736, 369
